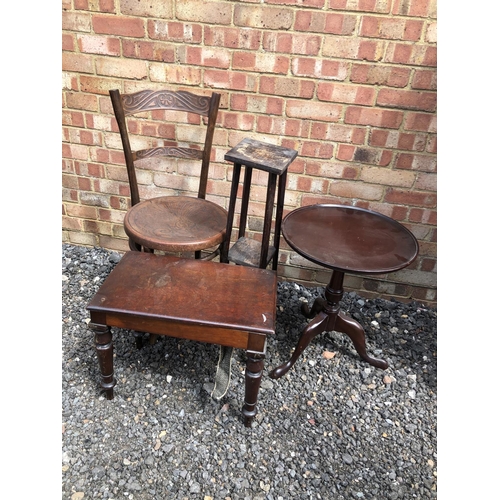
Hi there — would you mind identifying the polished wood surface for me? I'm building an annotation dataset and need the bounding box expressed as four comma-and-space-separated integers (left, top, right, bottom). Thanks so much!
123, 196, 227, 253
87, 252, 277, 426
270, 204, 419, 379
281, 204, 419, 274
109, 88, 226, 257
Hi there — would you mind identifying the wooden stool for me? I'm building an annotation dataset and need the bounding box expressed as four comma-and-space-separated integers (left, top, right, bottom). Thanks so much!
87, 251, 277, 427
221, 138, 297, 270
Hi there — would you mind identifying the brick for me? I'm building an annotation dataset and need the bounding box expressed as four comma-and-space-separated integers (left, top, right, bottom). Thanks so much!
310, 123, 366, 144
426, 136, 436, 154
80, 76, 122, 95
123, 40, 175, 63
204, 26, 261, 49
62, 52, 94, 74
286, 99, 342, 122
119, 0, 172, 17
392, 0, 434, 17
409, 208, 437, 225
317, 82, 375, 105
75, 161, 105, 178
404, 112, 437, 133
62, 173, 78, 190
63, 143, 89, 161
360, 166, 415, 187
77, 34, 120, 56
176, 0, 232, 24
377, 88, 436, 112
414, 172, 436, 191
296, 176, 329, 194
370, 130, 427, 152
366, 201, 408, 220
385, 43, 437, 67
263, 32, 321, 56
95, 57, 148, 79
62, 33, 75, 51
328, 0, 391, 13
234, 5, 294, 30
360, 16, 423, 41
100, 0, 115, 13
223, 112, 255, 131
412, 69, 437, 90
292, 57, 349, 81
329, 180, 384, 200
150, 63, 202, 85
62, 159, 75, 174
295, 11, 357, 35
63, 215, 84, 231
180, 46, 230, 68
63, 110, 85, 127
62, 12, 91, 32
396, 153, 436, 172
345, 106, 403, 128
426, 21, 437, 44
260, 76, 315, 99
337, 145, 392, 166
304, 160, 352, 180
299, 141, 334, 159
93, 15, 144, 37
350, 63, 410, 87
384, 188, 436, 208
65, 203, 98, 219
256, 116, 310, 138
148, 20, 203, 43
267, 0, 325, 6
204, 69, 258, 92
323, 35, 385, 61
233, 52, 289, 74
230, 94, 284, 115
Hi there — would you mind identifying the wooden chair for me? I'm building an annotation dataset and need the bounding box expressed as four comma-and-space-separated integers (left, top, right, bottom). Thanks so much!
109, 88, 227, 260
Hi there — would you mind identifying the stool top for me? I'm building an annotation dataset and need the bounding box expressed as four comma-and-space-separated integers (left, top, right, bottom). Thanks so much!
87, 252, 277, 335
224, 137, 297, 174
282, 204, 419, 274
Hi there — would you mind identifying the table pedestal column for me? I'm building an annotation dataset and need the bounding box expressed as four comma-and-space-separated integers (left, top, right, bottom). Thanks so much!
269, 270, 388, 379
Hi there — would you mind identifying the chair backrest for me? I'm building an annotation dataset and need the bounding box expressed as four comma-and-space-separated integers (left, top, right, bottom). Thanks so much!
109, 88, 221, 206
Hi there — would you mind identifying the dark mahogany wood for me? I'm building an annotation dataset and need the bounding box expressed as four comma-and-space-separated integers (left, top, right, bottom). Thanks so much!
109, 88, 226, 258
269, 204, 419, 379
221, 138, 297, 270
87, 251, 277, 427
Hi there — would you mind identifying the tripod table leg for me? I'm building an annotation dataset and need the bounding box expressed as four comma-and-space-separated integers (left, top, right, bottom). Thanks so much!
269, 312, 331, 379
335, 313, 389, 370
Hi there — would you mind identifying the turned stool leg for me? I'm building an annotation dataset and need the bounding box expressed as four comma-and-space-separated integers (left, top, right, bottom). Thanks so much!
242, 353, 265, 427
90, 322, 116, 399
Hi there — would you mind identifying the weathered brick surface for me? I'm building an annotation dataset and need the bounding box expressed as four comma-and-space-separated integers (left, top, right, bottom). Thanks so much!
62, 0, 437, 305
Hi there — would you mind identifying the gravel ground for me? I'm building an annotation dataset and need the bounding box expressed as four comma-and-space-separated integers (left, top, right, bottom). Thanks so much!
62, 244, 437, 500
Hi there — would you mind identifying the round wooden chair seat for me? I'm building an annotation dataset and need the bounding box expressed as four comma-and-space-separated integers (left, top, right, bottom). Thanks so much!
124, 196, 227, 252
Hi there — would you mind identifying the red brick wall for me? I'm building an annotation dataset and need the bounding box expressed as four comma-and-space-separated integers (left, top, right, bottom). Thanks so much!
62, 0, 437, 306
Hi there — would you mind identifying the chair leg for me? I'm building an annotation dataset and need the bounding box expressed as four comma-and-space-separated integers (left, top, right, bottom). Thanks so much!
129, 238, 141, 252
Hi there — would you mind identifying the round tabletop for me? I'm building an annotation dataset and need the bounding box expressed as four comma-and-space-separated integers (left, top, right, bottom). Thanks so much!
282, 204, 419, 274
